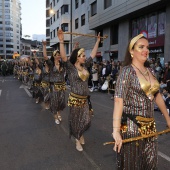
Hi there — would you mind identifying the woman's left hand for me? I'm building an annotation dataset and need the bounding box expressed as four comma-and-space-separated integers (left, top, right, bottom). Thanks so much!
57, 29, 64, 42
167, 119, 170, 128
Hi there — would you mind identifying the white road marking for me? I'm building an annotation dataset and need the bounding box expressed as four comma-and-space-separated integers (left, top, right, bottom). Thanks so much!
19, 84, 32, 97
158, 151, 170, 162
0, 90, 2, 96
24, 87, 32, 97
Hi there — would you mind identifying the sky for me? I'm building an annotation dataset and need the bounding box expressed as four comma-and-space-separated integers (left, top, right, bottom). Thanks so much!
20, 0, 46, 39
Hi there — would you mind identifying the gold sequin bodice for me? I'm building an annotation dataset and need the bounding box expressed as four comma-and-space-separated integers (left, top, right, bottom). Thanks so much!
138, 77, 160, 99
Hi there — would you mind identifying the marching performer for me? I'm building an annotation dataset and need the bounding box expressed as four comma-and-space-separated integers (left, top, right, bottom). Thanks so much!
112, 34, 170, 169
42, 41, 66, 124
57, 29, 100, 151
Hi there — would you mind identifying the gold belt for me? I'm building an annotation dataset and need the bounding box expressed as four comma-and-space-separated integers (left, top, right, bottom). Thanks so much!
53, 82, 66, 91
121, 116, 156, 136
22, 72, 28, 76
68, 92, 87, 107
34, 82, 41, 87
136, 116, 156, 136
41, 81, 50, 88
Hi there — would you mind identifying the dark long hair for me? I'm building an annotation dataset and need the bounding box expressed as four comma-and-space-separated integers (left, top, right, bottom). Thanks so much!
50, 50, 60, 65
69, 48, 80, 65
123, 36, 150, 67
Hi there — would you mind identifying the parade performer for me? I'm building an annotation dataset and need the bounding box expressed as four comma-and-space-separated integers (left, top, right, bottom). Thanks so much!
112, 34, 170, 169
32, 57, 43, 104
57, 29, 100, 151
42, 41, 66, 124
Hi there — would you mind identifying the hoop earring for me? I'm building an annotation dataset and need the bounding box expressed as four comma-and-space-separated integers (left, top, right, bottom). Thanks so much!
131, 54, 133, 58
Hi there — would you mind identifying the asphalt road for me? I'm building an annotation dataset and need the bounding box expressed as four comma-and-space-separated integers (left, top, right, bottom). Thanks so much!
0, 75, 170, 170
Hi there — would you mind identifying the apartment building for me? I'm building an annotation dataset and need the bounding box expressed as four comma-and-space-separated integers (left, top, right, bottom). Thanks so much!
46, 0, 71, 56
46, 0, 170, 63
0, 0, 21, 59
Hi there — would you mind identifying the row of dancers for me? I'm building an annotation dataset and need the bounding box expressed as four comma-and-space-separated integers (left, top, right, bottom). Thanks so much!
13, 29, 101, 152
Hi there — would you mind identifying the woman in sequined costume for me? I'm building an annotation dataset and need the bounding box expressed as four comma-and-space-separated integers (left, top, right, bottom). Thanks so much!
57, 29, 100, 152
32, 57, 43, 104
40, 60, 51, 110
112, 34, 170, 170
42, 41, 66, 125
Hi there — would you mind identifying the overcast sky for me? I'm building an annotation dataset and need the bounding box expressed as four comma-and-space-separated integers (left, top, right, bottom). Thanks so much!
20, 0, 46, 38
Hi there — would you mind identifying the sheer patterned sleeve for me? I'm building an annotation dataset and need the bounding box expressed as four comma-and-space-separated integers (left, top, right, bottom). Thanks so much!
114, 66, 131, 100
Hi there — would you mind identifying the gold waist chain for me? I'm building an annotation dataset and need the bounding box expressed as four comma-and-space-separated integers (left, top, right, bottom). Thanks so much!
68, 92, 87, 107
41, 81, 50, 88
53, 82, 66, 91
121, 116, 156, 136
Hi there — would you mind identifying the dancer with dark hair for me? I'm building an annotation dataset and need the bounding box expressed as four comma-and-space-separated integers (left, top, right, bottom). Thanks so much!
57, 29, 100, 151
112, 34, 170, 169
42, 41, 66, 124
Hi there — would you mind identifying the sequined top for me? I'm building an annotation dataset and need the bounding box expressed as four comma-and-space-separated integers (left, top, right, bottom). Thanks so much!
65, 57, 92, 96
46, 59, 66, 83
42, 66, 50, 82
114, 65, 159, 118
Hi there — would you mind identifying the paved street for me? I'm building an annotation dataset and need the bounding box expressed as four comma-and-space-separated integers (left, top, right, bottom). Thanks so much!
0, 76, 170, 170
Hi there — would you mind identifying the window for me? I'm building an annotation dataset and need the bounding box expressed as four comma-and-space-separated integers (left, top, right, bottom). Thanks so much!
61, 5, 68, 15
5, 9, 10, 13
6, 50, 13, 54
50, 32, 52, 39
6, 45, 13, 48
61, 23, 68, 32
5, 27, 13, 31
75, 0, 78, 9
75, 18, 79, 29
53, 14, 55, 22
53, 0, 55, 7
50, 17, 52, 25
53, 29, 55, 37
6, 39, 13, 42
81, 0, 84, 4
104, 0, 112, 9
5, 15, 10, 19
5, 3, 10, 7
111, 24, 118, 45
66, 43, 69, 54
81, 14, 85, 26
57, 10, 59, 18
91, 1, 97, 16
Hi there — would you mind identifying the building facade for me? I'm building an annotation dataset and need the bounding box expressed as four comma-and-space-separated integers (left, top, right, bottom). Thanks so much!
46, 0, 170, 63
89, 0, 170, 63
46, 0, 71, 56
0, 0, 21, 59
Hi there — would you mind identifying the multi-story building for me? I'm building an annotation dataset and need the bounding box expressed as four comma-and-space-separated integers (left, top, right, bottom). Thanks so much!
46, 0, 71, 56
89, 0, 170, 63
0, 0, 21, 59
21, 38, 43, 57
46, 0, 170, 63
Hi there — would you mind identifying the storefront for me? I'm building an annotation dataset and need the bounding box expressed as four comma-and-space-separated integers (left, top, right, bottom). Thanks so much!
131, 10, 166, 64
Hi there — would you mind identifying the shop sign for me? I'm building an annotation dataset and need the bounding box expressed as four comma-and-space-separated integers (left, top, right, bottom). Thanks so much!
149, 47, 164, 53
